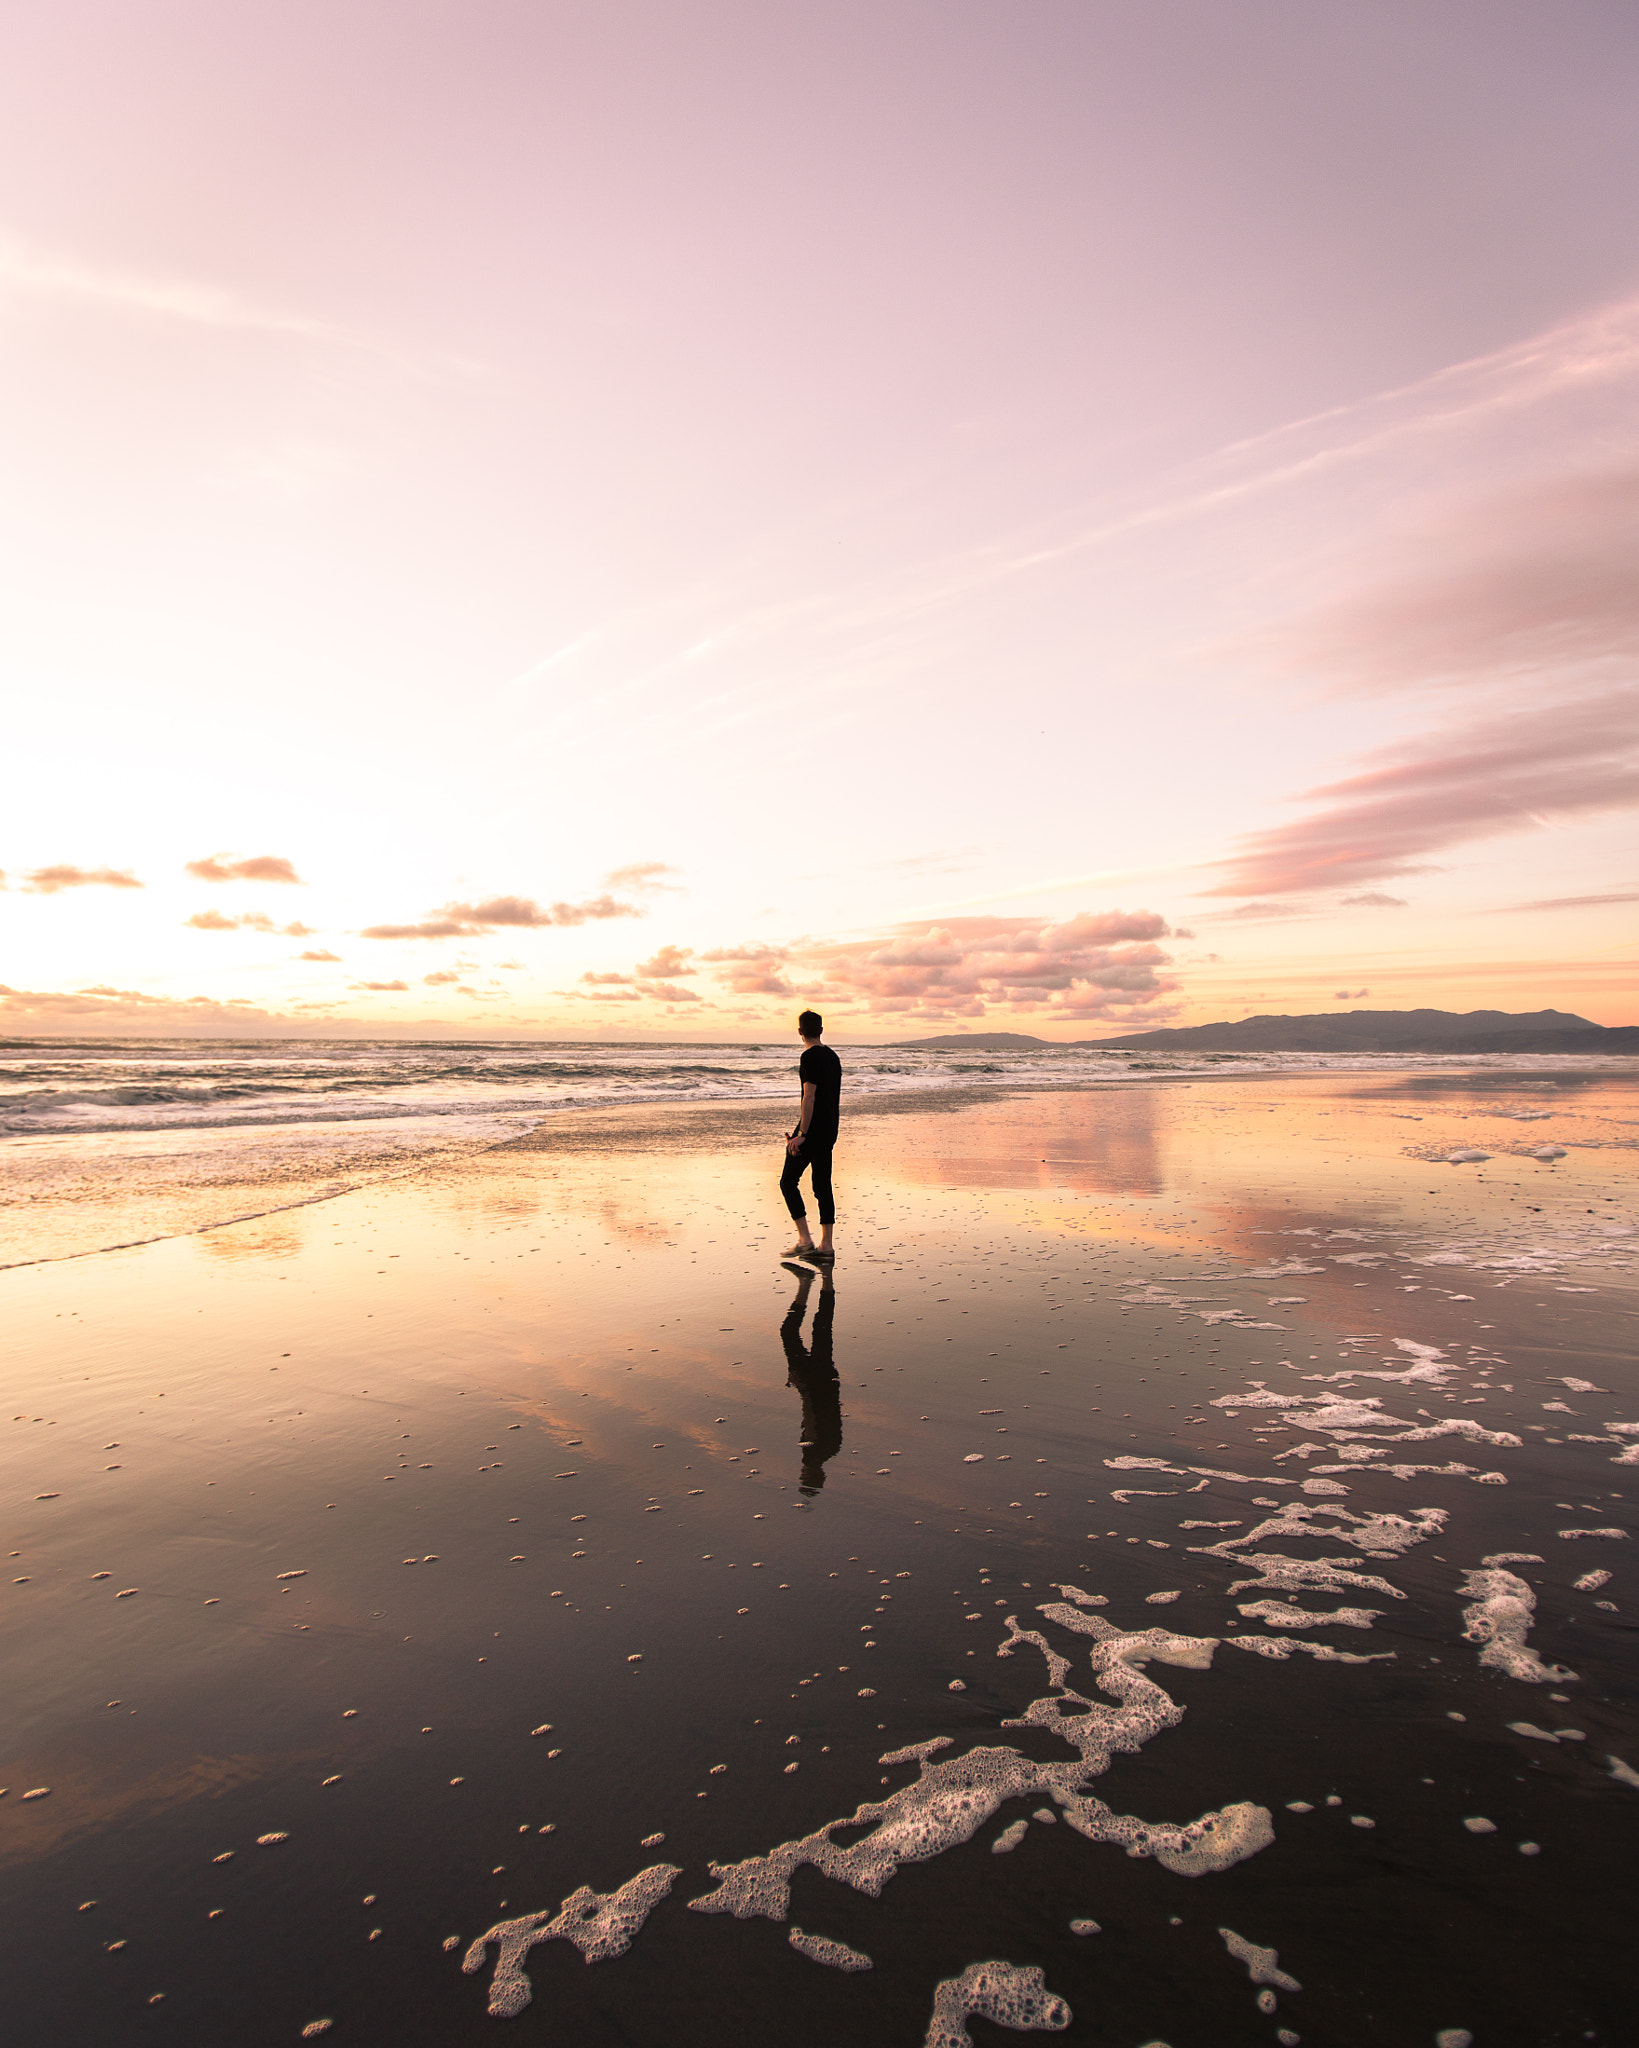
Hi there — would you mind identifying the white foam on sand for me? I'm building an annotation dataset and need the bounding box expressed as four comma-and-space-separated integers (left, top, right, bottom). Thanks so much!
1224, 1554, 1405, 1601
1223, 1635, 1392, 1665
1459, 1567, 1578, 1686
1197, 1504, 1446, 1560
1219, 1927, 1301, 1992
923, 1962, 1071, 2048
788, 1928, 872, 1970
1235, 1601, 1383, 1631
882, 1739, 955, 1766
1212, 1380, 1520, 1455
1573, 1570, 1612, 1591
687, 1614, 1274, 1925
462, 1864, 680, 2018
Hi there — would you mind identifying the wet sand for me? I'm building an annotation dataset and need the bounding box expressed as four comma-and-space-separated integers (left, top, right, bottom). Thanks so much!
3, 1071, 1635, 2045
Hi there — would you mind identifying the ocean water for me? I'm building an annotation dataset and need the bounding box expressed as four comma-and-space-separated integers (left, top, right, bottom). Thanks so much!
4, 1036, 1631, 1268
5, 1033, 1630, 1145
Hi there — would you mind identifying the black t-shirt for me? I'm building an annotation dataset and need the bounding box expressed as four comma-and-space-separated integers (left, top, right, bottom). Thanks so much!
799, 1043, 842, 1147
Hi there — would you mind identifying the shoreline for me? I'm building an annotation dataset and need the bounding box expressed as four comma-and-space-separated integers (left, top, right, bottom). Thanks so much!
6, 1057, 1633, 1270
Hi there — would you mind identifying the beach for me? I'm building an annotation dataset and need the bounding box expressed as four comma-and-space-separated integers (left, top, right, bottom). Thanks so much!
3, 1059, 1635, 2045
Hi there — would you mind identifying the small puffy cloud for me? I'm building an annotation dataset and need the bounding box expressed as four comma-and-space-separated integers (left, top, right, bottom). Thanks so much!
1207, 901, 1309, 922
582, 970, 631, 985
1333, 987, 1372, 999
359, 918, 472, 939
698, 941, 793, 994
717, 964, 796, 997
698, 942, 788, 963
23, 864, 142, 893
186, 910, 313, 934
362, 893, 642, 938
605, 861, 681, 892
636, 980, 701, 1002
635, 945, 694, 978
298, 948, 341, 962
186, 854, 303, 884
494, 958, 524, 970
350, 979, 409, 992
1170, 926, 1196, 939
1341, 891, 1407, 908
423, 970, 460, 985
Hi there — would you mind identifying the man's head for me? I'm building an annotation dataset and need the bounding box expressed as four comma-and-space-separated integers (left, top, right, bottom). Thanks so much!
797, 1009, 823, 1042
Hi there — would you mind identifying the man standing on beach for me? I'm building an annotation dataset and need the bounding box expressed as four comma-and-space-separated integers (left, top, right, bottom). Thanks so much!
781, 1009, 840, 1265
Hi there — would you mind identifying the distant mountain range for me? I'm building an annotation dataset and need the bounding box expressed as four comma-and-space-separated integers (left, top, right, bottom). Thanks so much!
897, 1008, 1639, 1055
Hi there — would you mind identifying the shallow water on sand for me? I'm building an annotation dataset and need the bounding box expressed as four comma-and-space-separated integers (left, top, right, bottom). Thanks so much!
2, 1074, 1635, 2045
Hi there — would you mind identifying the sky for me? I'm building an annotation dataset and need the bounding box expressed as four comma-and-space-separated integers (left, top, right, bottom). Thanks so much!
2, 0, 1636, 1041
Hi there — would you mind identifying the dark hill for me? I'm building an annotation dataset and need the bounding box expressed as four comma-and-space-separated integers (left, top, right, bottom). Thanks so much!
1082, 1008, 1615, 1053
895, 1009, 1636, 1054
894, 1032, 1051, 1050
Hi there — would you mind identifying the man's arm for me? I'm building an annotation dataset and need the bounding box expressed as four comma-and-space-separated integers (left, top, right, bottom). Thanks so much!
788, 1081, 816, 1154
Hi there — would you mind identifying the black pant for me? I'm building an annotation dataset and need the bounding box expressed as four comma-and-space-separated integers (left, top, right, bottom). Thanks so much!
780, 1138, 835, 1226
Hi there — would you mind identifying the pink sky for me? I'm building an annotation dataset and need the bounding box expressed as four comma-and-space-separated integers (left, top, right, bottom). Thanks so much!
2, 0, 1636, 1037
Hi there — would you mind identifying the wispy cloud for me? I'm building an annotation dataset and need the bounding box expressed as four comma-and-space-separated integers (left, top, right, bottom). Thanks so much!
20, 864, 142, 894
350, 979, 409, 993
186, 854, 304, 884
1340, 892, 1407, 908
0, 224, 344, 342
298, 949, 341, 962
361, 892, 642, 939
1205, 688, 1639, 897
1283, 465, 1639, 696
1490, 890, 1639, 913
604, 861, 682, 893
0, 982, 277, 1026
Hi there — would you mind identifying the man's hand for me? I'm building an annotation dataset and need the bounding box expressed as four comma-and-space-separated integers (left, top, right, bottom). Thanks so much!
786, 1132, 805, 1157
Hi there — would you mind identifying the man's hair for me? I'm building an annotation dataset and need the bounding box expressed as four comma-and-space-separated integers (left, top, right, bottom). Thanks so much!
798, 1009, 823, 1038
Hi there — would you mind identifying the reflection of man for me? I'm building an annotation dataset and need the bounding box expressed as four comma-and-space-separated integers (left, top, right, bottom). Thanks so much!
780, 1262, 842, 1495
